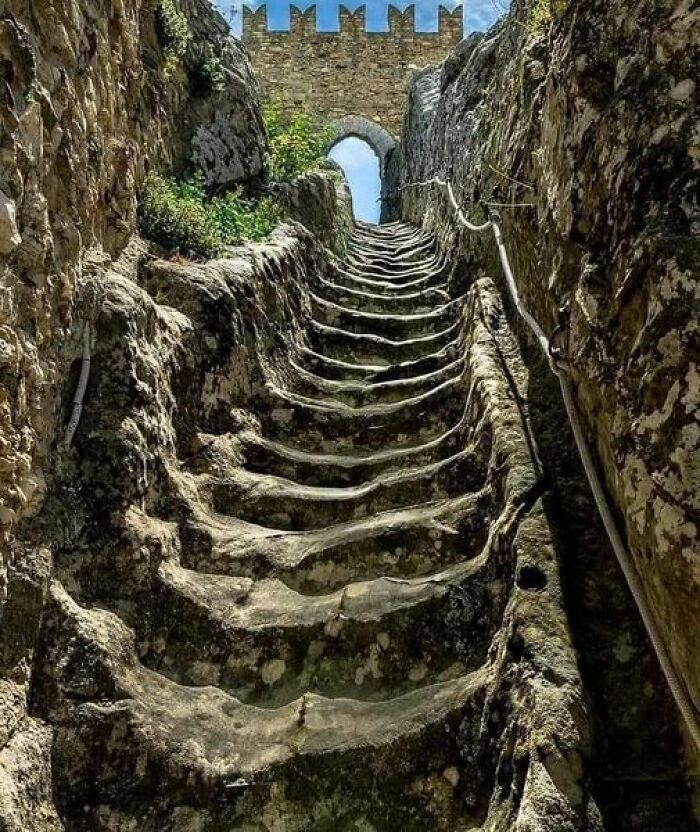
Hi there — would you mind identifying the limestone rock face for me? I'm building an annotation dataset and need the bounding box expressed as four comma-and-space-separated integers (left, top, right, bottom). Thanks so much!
0, 0, 264, 825
20, 183, 600, 829
182, 0, 267, 187
0, 0, 265, 584
400, 0, 700, 769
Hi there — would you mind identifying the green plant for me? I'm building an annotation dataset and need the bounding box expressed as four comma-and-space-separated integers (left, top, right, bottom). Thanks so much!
138, 173, 219, 257
138, 172, 282, 259
156, 0, 190, 75
190, 53, 226, 97
529, 0, 566, 32
264, 101, 332, 181
211, 191, 283, 244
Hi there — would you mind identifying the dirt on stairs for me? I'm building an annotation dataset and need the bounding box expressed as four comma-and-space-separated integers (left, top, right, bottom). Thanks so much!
25, 222, 697, 831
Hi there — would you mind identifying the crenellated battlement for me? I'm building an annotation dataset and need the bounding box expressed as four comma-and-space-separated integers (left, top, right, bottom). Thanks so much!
242, 2, 464, 135
242, 2, 463, 35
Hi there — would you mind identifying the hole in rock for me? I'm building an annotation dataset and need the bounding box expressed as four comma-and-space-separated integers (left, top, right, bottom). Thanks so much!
328, 136, 381, 224
516, 564, 548, 592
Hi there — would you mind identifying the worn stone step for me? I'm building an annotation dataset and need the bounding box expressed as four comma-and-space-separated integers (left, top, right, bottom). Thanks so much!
350, 223, 431, 243
347, 239, 438, 268
351, 223, 432, 248
333, 262, 448, 295
295, 339, 462, 388
312, 273, 451, 313
144, 550, 500, 706
237, 424, 467, 486
179, 490, 494, 594
359, 340, 464, 382
205, 443, 484, 531
296, 346, 390, 380
288, 355, 465, 407
305, 318, 459, 364
308, 293, 462, 339
44, 586, 489, 830
352, 220, 430, 240
255, 373, 470, 453
342, 253, 447, 283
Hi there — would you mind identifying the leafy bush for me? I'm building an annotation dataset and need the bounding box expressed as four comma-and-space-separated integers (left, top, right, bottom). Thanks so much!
138, 173, 218, 258
211, 191, 282, 245
138, 173, 282, 259
529, 0, 566, 32
155, 0, 191, 75
190, 53, 226, 97
264, 101, 332, 181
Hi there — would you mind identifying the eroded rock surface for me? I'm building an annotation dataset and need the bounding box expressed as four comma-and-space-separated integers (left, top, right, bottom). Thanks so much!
0, 0, 265, 593
0, 0, 265, 825
399, 0, 700, 803
13, 204, 606, 830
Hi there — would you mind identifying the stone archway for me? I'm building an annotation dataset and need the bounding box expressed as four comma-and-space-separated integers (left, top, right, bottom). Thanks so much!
328, 116, 397, 174
327, 116, 400, 222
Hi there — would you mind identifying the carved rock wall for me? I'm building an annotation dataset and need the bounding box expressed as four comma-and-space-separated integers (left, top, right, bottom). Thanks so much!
0, 0, 265, 595
0, 0, 266, 825
399, 0, 700, 771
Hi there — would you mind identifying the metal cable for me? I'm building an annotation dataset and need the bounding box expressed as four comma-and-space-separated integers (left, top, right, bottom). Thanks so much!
402, 175, 700, 750
64, 321, 91, 448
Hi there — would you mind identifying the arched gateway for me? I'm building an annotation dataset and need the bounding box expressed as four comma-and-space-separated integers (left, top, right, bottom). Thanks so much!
327, 116, 400, 221
328, 116, 397, 175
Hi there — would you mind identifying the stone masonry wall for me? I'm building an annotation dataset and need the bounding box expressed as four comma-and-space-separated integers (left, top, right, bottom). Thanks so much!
242, 4, 463, 137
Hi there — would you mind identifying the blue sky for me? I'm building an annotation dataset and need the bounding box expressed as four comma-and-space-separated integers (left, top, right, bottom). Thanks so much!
217, 0, 501, 38
213, 0, 502, 221
329, 138, 381, 222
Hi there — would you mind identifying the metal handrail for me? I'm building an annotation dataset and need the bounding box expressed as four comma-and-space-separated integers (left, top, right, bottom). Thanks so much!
64, 322, 91, 448
401, 175, 700, 750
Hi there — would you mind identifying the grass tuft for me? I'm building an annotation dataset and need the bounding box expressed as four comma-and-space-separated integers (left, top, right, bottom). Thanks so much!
138, 173, 282, 259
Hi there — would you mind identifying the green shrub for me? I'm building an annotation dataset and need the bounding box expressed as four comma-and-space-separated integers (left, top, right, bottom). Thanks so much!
190, 53, 226, 97
138, 172, 282, 259
156, 0, 190, 75
264, 101, 332, 181
211, 191, 283, 245
138, 173, 219, 257
529, 0, 566, 32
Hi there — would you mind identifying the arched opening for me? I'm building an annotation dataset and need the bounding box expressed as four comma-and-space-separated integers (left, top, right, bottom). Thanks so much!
328, 137, 381, 223
326, 116, 399, 224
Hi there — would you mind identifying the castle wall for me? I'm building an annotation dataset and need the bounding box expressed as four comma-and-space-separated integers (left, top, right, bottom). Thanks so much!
242, 4, 463, 137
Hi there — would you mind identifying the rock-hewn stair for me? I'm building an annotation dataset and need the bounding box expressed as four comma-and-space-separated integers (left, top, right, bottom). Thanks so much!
35, 220, 696, 831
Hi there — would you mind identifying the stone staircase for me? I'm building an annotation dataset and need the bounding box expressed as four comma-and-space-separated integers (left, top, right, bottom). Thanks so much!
37, 222, 600, 830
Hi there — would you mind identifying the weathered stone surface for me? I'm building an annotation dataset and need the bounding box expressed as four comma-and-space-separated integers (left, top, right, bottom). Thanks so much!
182, 0, 267, 187
0, 0, 265, 823
270, 164, 354, 252
1, 0, 697, 826
13, 189, 604, 829
0, 0, 265, 591
0, 193, 21, 257
0, 719, 63, 831
399, 0, 700, 780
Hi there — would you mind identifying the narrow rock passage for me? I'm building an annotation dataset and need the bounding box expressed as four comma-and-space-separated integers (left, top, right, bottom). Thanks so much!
146, 222, 495, 713
39, 222, 608, 829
